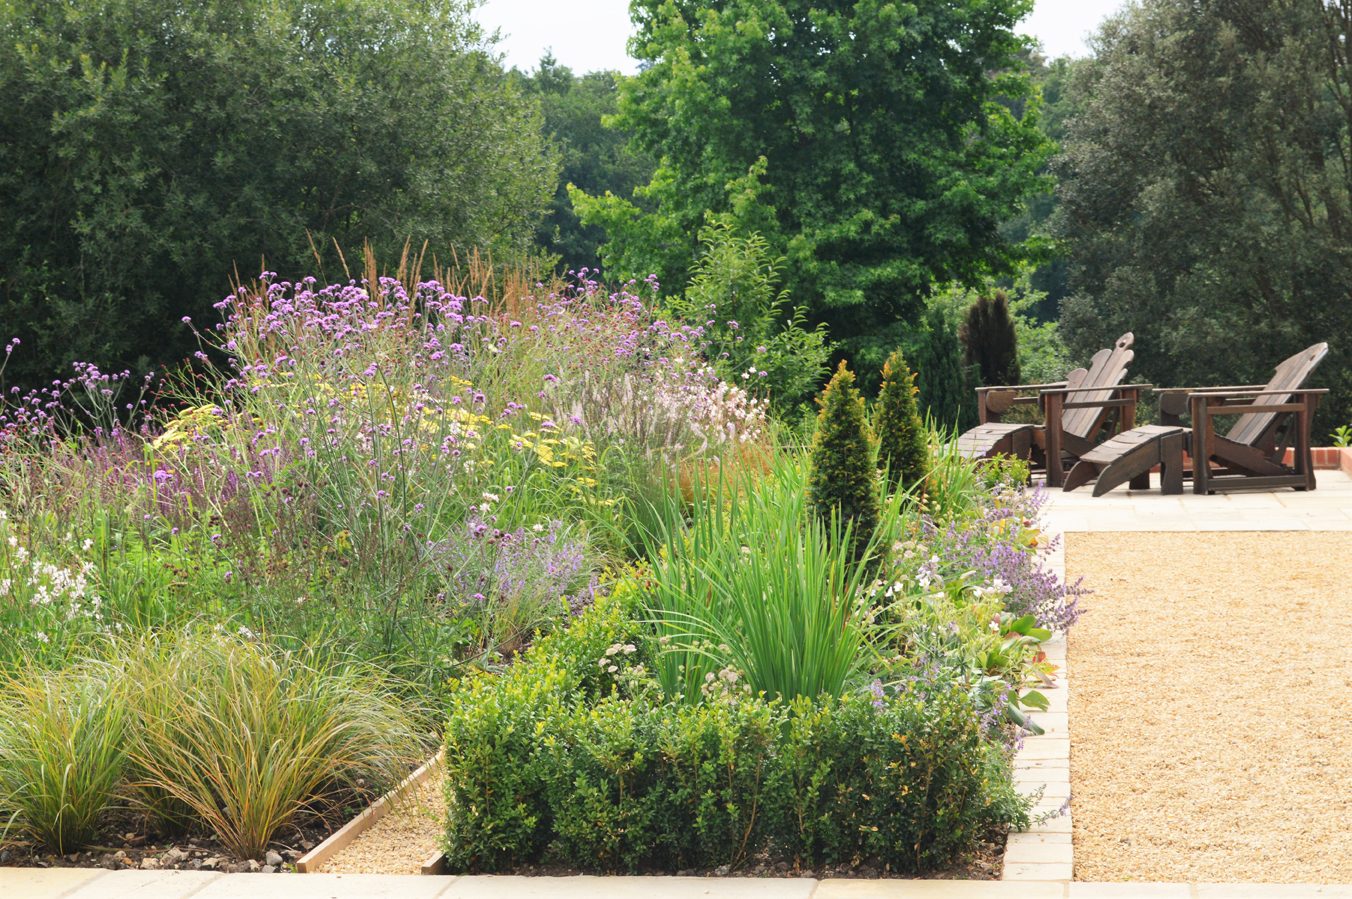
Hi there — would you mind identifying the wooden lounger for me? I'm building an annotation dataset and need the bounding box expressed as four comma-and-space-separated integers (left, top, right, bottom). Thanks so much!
1064, 343, 1329, 495
956, 333, 1147, 487
1062, 425, 1188, 496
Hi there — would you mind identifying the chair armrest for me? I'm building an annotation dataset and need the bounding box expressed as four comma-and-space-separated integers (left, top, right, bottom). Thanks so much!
975, 381, 1069, 394
1188, 388, 1329, 398
1039, 382, 1153, 397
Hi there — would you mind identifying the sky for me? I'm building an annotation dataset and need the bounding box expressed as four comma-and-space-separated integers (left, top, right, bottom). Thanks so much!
474, 0, 1131, 77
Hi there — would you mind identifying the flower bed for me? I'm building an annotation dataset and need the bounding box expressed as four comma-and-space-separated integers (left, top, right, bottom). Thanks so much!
0, 263, 1081, 872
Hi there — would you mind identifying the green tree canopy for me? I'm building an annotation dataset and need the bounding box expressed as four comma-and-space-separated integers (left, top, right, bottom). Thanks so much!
1054, 0, 1352, 432
0, 0, 557, 391
516, 54, 656, 277
573, 0, 1053, 382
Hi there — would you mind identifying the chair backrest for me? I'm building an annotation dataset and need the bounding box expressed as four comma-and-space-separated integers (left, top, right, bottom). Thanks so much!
1061, 333, 1135, 439
1226, 343, 1329, 447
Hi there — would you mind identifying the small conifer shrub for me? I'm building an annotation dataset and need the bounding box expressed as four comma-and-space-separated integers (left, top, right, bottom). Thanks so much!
960, 291, 1021, 387
808, 361, 879, 559
874, 350, 929, 494
914, 307, 979, 432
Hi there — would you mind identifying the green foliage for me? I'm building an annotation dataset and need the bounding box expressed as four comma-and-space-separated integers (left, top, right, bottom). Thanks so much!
0, 0, 556, 393
516, 54, 656, 276
808, 362, 879, 558
874, 351, 929, 494
961, 291, 1022, 388
912, 307, 979, 433
0, 667, 126, 854
643, 458, 908, 704
574, 0, 1054, 382
933, 271, 1072, 387
440, 592, 1030, 874
672, 222, 831, 411
1055, 0, 1352, 431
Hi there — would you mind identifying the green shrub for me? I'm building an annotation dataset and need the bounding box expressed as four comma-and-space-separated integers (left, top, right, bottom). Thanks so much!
443, 661, 572, 871
874, 350, 929, 494
0, 667, 126, 854
440, 594, 1030, 875
914, 306, 978, 432
960, 291, 1022, 388
121, 633, 423, 859
808, 361, 879, 559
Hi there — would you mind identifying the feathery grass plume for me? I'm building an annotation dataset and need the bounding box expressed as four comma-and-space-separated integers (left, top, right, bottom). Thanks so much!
808, 361, 879, 560
120, 632, 424, 859
0, 666, 125, 854
874, 350, 928, 495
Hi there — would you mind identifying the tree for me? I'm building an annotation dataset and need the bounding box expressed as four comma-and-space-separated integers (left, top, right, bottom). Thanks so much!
672, 222, 830, 412
0, 0, 557, 393
573, 0, 1054, 383
808, 361, 879, 560
516, 54, 656, 276
913, 307, 978, 433
1054, 0, 1352, 432
874, 350, 929, 494
961, 292, 1022, 387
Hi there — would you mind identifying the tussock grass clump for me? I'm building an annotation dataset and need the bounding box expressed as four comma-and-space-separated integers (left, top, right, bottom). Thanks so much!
0, 667, 126, 854
121, 633, 425, 859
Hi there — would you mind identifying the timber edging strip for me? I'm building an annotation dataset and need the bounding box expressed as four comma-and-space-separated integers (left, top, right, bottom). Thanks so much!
295, 751, 444, 874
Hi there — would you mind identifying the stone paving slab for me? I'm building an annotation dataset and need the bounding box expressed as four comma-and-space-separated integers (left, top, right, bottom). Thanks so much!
195, 872, 455, 899
65, 870, 221, 899
815, 882, 1067, 898
439, 876, 815, 899
0, 867, 109, 899
1196, 886, 1352, 898
1067, 886, 1189, 898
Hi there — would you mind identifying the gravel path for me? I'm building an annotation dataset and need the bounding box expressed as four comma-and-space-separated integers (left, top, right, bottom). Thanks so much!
1067, 532, 1352, 883
319, 772, 446, 874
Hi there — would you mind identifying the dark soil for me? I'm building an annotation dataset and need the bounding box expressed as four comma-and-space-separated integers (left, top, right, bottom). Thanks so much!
0, 798, 367, 875
470, 829, 1007, 881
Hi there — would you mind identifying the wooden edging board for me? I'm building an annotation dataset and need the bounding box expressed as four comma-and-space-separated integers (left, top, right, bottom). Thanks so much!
295, 751, 444, 874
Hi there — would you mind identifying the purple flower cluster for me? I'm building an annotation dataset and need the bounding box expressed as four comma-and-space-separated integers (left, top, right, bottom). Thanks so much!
428, 518, 595, 620
922, 485, 1086, 633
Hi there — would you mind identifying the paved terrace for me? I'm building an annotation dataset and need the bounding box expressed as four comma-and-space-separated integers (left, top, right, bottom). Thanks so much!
8, 466, 1352, 899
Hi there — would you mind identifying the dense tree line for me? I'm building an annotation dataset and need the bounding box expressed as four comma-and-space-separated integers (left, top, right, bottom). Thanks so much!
0, 0, 556, 392
1052, 0, 1352, 432
571, 0, 1055, 385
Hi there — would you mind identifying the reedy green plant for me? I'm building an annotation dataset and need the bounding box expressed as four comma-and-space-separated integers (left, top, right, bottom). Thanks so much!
0, 666, 126, 854
874, 350, 929, 495
644, 456, 911, 704
120, 632, 424, 859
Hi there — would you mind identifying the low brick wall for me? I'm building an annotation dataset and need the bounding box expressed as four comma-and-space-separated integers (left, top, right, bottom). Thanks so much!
1147, 447, 1352, 475
1279, 447, 1352, 471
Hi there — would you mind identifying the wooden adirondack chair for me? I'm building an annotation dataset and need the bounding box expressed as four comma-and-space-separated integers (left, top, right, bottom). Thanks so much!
1063, 343, 1329, 496
954, 333, 1150, 487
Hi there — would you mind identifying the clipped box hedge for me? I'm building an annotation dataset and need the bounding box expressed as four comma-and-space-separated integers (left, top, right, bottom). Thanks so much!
442, 589, 1029, 874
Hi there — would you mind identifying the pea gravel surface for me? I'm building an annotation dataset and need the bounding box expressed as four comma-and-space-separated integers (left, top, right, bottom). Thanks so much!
1067, 531, 1352, 883
320, 771, 446, 874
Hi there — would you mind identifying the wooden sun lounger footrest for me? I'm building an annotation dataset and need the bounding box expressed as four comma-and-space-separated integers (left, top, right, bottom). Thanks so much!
1063, 425, 1188, 496
954, 422, 1036, 461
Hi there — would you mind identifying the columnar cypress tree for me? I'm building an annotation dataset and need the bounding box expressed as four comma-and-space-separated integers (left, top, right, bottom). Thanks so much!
808, 361, 879, 560
874, 350, 929, 495
960, 290, 1022, 387
914, 307, 979, 432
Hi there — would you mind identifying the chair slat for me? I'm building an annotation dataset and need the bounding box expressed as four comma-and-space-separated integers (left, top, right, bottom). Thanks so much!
1227, 344, 1328, 447
1061, 334, 1134, 439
